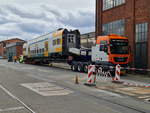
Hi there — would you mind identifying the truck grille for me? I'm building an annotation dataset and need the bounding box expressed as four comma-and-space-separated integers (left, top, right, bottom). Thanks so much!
114, 57, 128, 62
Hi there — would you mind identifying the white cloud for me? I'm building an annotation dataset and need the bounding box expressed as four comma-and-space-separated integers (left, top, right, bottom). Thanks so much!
0, 0, 95, 41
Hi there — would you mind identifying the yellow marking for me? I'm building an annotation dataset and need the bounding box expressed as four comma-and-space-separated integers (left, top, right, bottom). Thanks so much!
52, 30, 63, 38
114, 90, 136, 96
138, 96, 150, 99
55, 48, 62, 52
60, 39, 62, 44
44, 41, 49, 57
117, 87, 150, 95
44, 51, 48, 57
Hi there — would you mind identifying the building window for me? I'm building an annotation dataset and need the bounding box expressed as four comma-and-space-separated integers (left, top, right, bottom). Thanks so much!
135, 23, 148, 69
136, 23, 148, 42
102, 19, 125, 36
103, 0, 125, 11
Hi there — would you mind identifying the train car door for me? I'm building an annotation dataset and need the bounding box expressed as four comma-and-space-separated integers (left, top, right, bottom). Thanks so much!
44, 41, 49, 57
67, 34, 76, 48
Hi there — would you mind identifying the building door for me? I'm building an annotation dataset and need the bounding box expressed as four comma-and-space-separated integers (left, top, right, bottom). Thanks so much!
135, 23, 148, 69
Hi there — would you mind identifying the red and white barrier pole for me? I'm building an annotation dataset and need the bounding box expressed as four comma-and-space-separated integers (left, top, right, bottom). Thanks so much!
112, 64, 123, 83
84, 65, 96, 86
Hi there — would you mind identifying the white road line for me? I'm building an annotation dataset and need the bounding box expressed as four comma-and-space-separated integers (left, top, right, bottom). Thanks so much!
0, 84, 36, 113
0, 106, 25, 112
27, 74, 56, 83
98, 90, 123, 98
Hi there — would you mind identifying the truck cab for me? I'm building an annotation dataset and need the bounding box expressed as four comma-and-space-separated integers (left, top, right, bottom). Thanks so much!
92, 34, 130, 67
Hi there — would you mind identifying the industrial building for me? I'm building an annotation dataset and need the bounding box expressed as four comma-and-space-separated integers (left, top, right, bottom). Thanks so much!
81, 32, 95, 48
96, 0, 150, 69
0, 38, 25, 59
6, 41, 25, 60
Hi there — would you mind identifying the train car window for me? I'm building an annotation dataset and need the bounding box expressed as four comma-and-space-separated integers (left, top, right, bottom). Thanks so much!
57, 39, 60, 45
60, 39, 62, 44
42, 48, 44, 52
71, 37, 74, 43
53, 40, 54, 45
53, 40, 56, 46
68, 37, 74, 43
67, 34, 75, 43
68, 38, 71, 43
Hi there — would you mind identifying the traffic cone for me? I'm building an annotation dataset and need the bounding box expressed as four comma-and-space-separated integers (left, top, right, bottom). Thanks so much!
75, 75, 79, 84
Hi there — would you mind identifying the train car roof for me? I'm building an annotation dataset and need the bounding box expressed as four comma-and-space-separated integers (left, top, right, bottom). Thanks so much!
27, 29, 65, 44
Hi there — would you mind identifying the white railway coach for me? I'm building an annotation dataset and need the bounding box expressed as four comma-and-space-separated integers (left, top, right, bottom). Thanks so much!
23, 28, 80, 64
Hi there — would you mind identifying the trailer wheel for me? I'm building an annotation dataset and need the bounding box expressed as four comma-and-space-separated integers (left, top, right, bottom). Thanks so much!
71, 64, 77, 71
83, 65, 88, 73
77, 64, 83, 72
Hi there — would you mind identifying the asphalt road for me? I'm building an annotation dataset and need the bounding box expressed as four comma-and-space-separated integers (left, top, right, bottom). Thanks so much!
0, 60, 150, 113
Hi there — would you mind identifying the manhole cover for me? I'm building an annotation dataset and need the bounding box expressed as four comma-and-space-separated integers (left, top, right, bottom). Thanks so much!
21, 82, 73, 96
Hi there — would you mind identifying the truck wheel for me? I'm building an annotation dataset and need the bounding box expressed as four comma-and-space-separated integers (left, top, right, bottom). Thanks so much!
77, 64, 83, 72
71, 64, 77, 71
83, 65, 88, 73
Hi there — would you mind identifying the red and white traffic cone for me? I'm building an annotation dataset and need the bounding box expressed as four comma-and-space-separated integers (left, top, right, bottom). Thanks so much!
84, 65, 96, 86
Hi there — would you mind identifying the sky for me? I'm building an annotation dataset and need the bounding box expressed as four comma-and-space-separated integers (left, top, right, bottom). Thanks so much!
0, 0, 95, 41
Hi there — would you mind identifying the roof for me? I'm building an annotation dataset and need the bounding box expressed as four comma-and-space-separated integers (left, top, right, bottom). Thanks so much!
0, 38, 25, 43
96, 34, 128, 44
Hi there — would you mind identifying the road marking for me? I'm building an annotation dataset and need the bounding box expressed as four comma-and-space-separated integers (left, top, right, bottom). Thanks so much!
27, 74, 55, 83
117, 87, 150, 95
138, 96, 150, 99
38, 69, 50, 72
145, 98, 150, 103
0, 106, 25, 112
21, 82, 73, 96
0, 84, 36, 113
93, 88, 123, 98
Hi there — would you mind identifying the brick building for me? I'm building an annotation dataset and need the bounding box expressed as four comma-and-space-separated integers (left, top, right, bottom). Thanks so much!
96, 0, 150, 69
81, 32, 95, 48
0, 38, 25, 58
6, 42, 25, 60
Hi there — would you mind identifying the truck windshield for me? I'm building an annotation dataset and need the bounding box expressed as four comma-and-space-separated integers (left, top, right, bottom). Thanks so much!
110, 39, 129, 54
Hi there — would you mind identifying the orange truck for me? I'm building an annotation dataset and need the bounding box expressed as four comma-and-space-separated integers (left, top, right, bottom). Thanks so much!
90, 34, 131, 74
92, 34, 130, 65
70, 34, 131, 74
